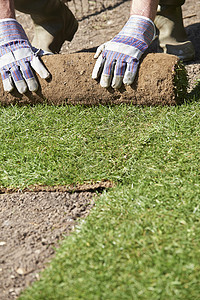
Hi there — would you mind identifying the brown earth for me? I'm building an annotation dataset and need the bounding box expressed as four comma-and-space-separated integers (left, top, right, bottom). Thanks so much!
0, 190, 97, 300
0, 1, 200, 299
0, 53, 186, 106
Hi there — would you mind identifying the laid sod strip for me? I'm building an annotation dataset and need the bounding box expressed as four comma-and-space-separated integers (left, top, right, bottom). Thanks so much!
0, 101, 198, 299
0, 103, 200, 189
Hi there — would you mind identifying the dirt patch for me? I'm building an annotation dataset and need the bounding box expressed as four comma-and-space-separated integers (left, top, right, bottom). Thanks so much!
0, 1, 200, 299
0, 191, 97, 299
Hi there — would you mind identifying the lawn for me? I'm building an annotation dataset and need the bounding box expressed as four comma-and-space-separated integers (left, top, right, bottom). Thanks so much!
1, 101, 200, 299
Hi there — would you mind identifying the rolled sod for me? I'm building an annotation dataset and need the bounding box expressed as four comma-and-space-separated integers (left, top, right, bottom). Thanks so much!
0, 52, 188, 106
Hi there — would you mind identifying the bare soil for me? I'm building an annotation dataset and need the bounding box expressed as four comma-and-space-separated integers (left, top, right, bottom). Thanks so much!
1, 1, 200, 299
0, 190, 96, 299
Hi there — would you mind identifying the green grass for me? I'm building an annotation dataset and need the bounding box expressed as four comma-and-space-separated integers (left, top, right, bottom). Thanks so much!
1, 103, 199, 188
1, 102, 200, 299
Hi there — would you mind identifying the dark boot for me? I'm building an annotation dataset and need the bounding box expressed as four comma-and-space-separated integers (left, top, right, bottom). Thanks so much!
15, 0, 78, 53
155, 5, 195, 61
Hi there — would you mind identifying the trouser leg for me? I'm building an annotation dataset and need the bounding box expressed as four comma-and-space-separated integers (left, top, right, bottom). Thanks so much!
14, 0, 78, 53
159, 0, 185, 5
155, 0, 195, 61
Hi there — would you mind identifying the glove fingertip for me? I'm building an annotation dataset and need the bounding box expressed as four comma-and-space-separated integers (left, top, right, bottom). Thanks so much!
92, 65, 98, 79
26, 78, 39, 92
123, 75, 135, 86
123, 62, 139, 86
92, 55, 104, 80
94, 53, 99, 59
112, 76, 123, 89
40, 69, 51, 80
17, 83, 28, 94
100, 75, 110, 88
92, 73, 97, 80
2, 78, 14, 92
94, 44, 105, 58
30, 57, 50, 79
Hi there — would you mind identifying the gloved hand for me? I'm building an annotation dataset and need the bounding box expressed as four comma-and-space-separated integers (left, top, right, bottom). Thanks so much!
92, 15, 156, 89
0, 18, 50, 94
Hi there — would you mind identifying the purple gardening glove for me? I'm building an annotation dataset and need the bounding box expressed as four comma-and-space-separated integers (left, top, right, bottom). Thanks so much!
0, 18, 50, 94
92, 15, 156, 89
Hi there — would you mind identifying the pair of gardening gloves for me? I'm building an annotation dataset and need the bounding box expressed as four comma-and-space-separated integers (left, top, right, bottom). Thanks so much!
0, 16, 155, 94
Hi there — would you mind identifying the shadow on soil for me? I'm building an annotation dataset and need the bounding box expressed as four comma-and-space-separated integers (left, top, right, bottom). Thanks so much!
77, 0, 129, 21
187, 81, 200, 103
186, 23, 200, 58
183, 22, 200, 103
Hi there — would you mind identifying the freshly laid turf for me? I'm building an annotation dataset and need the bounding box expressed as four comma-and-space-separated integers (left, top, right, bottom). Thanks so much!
0, 103, 199, 188
1, 102, 200, 299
